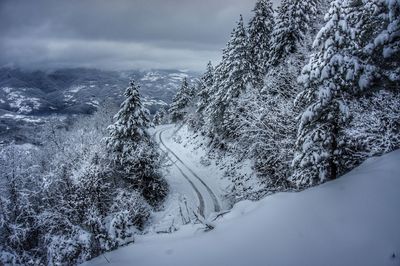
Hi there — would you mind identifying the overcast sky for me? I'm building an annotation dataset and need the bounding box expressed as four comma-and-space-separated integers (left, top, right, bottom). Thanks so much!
0, 0, 280, 72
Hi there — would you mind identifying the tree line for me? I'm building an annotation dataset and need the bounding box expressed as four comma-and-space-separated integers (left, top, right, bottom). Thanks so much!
160, 0, 399, 198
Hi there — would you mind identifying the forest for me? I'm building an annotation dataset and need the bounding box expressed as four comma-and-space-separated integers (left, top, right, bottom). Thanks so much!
0, 0, 399, 265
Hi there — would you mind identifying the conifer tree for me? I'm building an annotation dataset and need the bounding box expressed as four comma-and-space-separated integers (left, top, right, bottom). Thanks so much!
242, 0, 327, 188
340, 0, 400, 167
247, 0, 275, 88
107, 80, 152, 173
107, 80, 167, 206
152, 107, 167, 126
220, 15, 251, 101
269, 0, 319, 65
291, 0, 362, 186
169, 77, 192, 122
359, 0, 400, 89
206, 15, 251, 140
292, 0, 399, 187
197, 61, 215, 116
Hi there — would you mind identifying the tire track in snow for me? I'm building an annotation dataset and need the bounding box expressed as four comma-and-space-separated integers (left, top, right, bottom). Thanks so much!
158, 128, 221, 213
156, 129, 205, 217
164, 152, 205, 217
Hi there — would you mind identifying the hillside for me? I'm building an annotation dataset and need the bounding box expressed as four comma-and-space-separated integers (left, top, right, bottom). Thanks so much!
0, 68, 198, 144
1, 0, 398, 265
85, 149, 400, 266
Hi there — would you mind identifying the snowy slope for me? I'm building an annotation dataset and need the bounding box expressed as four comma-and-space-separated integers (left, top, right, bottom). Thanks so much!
84, 150, 400, 266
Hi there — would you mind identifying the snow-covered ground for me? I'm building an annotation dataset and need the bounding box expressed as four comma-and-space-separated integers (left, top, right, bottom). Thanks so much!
2, 87, 42, 114
84, 131, 400, 265
146, 124, 230, 233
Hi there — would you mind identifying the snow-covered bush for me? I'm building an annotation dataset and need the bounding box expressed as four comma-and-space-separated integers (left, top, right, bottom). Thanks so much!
108, 190, 150, 245
344, 90, 400, 168
45, 226, 92, 266
234, 90, 295, 192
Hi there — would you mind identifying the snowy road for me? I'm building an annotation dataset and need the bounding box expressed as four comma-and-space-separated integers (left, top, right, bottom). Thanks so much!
155, 125, 221, 218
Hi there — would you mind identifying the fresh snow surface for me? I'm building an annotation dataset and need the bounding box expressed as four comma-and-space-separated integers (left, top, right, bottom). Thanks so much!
145, 125, 230, 233
84, 147, 400, 266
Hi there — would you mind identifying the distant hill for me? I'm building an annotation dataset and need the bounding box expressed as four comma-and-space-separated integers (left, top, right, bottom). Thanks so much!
0, 67, 198, 144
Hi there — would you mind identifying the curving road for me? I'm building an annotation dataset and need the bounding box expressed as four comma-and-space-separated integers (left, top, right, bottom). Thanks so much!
163, 150, 206, 217
156, 126, 221, 218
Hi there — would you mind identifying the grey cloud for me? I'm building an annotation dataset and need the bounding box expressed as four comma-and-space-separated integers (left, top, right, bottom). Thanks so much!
0, 0, 280, 71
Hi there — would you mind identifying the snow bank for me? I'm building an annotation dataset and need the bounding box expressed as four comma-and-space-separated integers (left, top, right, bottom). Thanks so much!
84, 150, 400, 266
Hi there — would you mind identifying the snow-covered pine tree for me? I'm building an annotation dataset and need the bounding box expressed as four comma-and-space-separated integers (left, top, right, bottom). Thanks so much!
107, 80, 152, 173
262, 0, 329, 99
291, 0, 365, 187
197, 61, 215, 116
194, 61, 215, 131
107, 80, 168, 206
340, 0, 400, 167
358, 0, 400, 89
232, 0, 322, 188
205, 15, 252, 141
269, 0, 320, 65
153, 107, 167, 126
202, 62, 228, 140
203, 61, 215, 87
219, 15, 251, 102
169, 77, 192, 123
152, 111, 162, 126
247, 0, 275, 88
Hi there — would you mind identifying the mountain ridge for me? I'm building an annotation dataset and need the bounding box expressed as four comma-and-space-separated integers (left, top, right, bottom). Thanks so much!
0, 67, 198, 144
